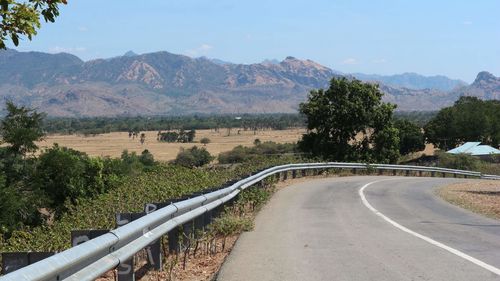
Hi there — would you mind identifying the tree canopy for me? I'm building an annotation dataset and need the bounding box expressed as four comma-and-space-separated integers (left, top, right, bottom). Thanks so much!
0, 0, 66, 49
394, 119, 425, 155
424, 96, 500, 150
0, 100, 45, 155
298, 77, 400, 163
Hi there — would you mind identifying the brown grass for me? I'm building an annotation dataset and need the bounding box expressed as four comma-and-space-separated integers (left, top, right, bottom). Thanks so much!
438, 181, 500, 220
36, 129, 306, 161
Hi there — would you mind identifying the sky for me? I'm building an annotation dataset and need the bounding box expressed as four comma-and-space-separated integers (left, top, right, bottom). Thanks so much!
8, 0, 500, 83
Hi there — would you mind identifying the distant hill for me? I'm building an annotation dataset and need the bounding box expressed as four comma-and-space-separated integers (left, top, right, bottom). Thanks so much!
0, 49, 498, 117
453, 71, 500, 100
352, 72, 467, 92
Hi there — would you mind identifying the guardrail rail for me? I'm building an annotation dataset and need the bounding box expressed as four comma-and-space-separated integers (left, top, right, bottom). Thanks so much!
0, 162, 497, 281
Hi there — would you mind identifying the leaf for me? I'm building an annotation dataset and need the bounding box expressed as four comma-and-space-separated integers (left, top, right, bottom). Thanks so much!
11, 33, 18, 46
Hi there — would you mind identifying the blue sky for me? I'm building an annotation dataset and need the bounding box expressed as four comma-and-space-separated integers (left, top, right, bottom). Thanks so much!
8, 0, 500, 82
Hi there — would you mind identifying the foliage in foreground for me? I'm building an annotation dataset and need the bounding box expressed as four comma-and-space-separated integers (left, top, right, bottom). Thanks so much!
0, 0, 66, 49
0, 156, 300, 252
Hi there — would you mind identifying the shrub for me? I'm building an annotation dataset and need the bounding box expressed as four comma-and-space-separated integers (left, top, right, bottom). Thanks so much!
200, 137, 211, 146
218, 145, 251, 164
120, 150, 146, 176
436, 151, 480, 171
209, 215, 253, 236
174, 146, 214, 168
218, 141, 297, 164
139, 149, 155, 166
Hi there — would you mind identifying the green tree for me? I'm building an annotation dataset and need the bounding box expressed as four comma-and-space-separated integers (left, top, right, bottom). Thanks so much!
36, 145, 88, 209
35, 144, 109, 212
0, 172, 23, 233
0, 101, 45, 156
200, 137, 211, 146
424, 97, 500, 150
394, 119, 425, 155
174, 146, 214, 168
0, 0, 66, 49
298, 77, 399, 163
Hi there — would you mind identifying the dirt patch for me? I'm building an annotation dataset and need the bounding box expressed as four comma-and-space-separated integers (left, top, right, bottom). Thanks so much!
438, 181, 500, 220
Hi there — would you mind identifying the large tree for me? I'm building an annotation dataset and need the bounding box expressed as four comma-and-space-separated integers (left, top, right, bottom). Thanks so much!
1, 0, 66, 49
298, 77, 400, 163
424, 97, 500, 150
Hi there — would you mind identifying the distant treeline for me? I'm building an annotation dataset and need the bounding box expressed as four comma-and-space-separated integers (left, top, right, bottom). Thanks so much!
393, 111, 437, 127
42, 114, 307, 135
43, 112, 437, 135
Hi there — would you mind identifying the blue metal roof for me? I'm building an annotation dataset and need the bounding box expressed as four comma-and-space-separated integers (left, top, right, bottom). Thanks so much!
447, 142, 500, 156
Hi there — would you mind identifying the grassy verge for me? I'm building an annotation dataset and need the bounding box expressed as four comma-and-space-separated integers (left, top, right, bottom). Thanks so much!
437, 181, 500, 220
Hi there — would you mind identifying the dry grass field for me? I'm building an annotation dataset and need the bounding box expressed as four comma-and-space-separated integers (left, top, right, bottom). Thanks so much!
37, 129, 306, 161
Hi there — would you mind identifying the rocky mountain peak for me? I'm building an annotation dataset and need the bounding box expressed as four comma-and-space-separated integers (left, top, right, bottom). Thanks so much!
473, 71, 498, 85
123, 50, 138, 57
280, 56, 331, 73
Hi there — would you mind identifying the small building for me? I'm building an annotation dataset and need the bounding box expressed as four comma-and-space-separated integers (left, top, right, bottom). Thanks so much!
447, 142, 500, 156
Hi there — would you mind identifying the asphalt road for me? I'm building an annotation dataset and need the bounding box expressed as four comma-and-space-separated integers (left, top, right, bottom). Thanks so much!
216, 176, 500, 281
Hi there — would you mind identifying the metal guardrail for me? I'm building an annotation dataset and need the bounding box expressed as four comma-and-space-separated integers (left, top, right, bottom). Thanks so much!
0, 162, 496, 281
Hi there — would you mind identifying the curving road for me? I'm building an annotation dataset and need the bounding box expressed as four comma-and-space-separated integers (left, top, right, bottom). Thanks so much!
217, 176, 500, 281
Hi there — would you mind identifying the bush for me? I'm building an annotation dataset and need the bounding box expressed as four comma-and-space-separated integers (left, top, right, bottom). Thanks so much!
139, 149, 155, 166
218, 145, 251, 164
209, 215, 253, 236
436, 151, 480, 171
218, 141, 297, 164
200, 137, 211, 145
174, 146, 214, 168
120, 150, 146, 176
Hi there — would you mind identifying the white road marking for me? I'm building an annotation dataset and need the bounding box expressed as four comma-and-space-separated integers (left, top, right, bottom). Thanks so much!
359, 180, 500, 276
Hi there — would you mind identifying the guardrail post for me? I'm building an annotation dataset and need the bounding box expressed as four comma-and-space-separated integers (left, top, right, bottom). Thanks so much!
419, 171, 423, 177
464, 175, 468, 179
282, 171, 288, 180
117, 257, 135, 281
352, 168, 357, 175
302, 169, 307, 177
392, 169, 397, 176
405, 170, 410, 177
168, 227, 181, 253
1, 252, 55, 275
71, 229, 109, 247
431, 171, 436, 177
378, 169, 383, 175
116, 213, 146, 280
454, 173, 457, 178
292, 170, 297, 179
442, 172, 446, 178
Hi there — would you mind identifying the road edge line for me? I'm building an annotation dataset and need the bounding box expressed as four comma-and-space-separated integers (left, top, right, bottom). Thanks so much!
359, 180, 500, 276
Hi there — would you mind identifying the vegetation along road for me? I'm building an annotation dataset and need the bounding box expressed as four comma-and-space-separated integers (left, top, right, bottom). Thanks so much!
217, 176, 500, 281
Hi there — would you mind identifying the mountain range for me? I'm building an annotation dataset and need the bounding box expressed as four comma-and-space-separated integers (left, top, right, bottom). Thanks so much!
0, 49, 498, 117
